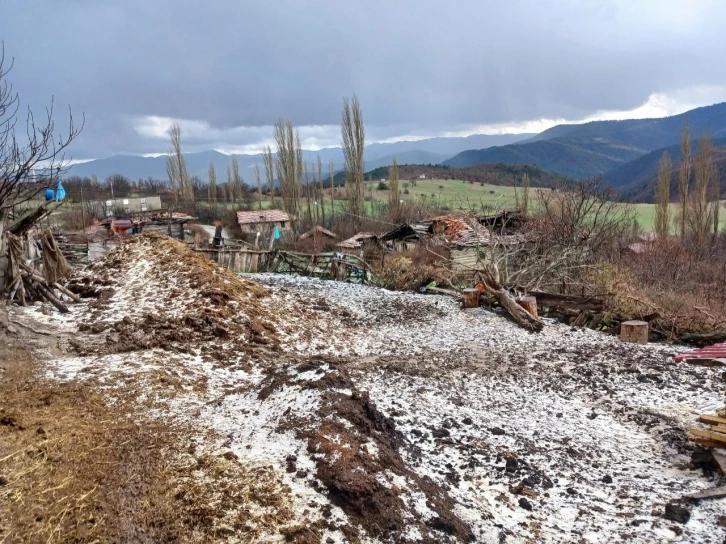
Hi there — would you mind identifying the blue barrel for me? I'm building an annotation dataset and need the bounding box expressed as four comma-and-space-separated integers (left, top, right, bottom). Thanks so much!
45, 188, 55, 201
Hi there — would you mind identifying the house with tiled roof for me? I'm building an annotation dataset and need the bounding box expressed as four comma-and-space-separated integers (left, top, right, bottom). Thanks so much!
236, 209, 291, 234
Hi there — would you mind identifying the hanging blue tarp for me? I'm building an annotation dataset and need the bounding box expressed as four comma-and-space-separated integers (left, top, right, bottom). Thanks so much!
55, 181, 66, 201
273, 225, 281, 240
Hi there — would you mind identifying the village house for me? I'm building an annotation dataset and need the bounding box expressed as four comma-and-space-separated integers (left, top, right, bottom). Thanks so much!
236, 209, 291, 234
298, 225, 338, 253
336, 232, 380, 256
93, 196, 163, 217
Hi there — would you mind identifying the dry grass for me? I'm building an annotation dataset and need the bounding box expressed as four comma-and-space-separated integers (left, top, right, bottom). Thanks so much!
0, 341, 303, 543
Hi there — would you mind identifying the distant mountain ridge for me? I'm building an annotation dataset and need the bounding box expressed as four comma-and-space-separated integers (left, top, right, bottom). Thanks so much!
66, 133, 534, 181
444, 102, 726, 180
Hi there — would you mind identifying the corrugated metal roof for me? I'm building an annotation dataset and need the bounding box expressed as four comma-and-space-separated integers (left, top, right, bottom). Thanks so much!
675, 343, 726, 363
236, 209, 291, 225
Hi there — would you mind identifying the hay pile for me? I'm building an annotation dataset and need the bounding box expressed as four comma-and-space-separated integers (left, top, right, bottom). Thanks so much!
68, 234, 280, 354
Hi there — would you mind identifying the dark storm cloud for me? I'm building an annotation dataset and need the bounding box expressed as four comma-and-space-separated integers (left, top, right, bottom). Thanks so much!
1, 0, 725, 158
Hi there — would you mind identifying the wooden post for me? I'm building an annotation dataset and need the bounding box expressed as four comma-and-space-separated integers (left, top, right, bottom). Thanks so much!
621, 320, 648, 344
519, 296, 538, 318
462, 288, 480, 308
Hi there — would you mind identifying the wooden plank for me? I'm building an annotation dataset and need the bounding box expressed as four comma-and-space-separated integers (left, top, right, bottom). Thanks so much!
712, 452, 726, 473
698, 414, 726, 427
684, 485, 726, 500
689, 438, 724, 448
688, 427, 726, 444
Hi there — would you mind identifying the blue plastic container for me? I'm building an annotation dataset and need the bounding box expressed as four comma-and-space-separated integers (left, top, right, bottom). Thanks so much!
45, 188, 55, 201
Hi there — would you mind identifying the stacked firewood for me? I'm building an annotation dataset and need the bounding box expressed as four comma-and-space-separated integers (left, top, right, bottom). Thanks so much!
4, 229, 80, 313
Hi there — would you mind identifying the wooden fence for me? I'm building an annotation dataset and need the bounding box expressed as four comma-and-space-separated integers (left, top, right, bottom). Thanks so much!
197, 247, 373, 284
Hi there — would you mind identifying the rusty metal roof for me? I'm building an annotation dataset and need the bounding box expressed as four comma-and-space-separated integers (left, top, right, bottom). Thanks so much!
299, 225, 338, 241
337, 232, 379, 249
236, 209, 291, 225
675, 343, 726, 363
424, 213, 491, 248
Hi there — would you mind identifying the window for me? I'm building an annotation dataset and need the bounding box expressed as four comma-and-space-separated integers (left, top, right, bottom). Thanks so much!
123, 199, 129, 205
280, 221, 286, 228
140, 198, 146, 204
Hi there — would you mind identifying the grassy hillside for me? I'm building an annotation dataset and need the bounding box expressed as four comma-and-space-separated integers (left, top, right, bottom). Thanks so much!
443, 137, 644, 179
605, 138, 726, 200
444, 102, 726, 180
349, 163, 570, 188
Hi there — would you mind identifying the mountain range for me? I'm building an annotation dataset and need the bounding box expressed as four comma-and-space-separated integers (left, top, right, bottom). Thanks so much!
67, 133, 533, 181
443, 102, 726, 182
67, 102, 726, 202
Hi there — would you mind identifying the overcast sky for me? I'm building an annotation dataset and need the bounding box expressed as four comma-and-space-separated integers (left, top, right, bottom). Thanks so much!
2, 0, 725, 159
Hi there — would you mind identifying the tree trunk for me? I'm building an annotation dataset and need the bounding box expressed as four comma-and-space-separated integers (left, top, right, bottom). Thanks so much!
620, 320, 648, 344
462, 288, 480, 308
518, 296, 537, 318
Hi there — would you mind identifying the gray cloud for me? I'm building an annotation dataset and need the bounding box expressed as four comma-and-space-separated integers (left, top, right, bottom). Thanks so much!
2, 0, 725, 158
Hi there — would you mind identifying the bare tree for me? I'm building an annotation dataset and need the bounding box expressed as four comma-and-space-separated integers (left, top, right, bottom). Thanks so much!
254, 163, 262, 210
388, 158, 400, 220
230, 157, 243, 204
687, 133, 714, 241
263, 145, 275, 204
341, 94, 365, 230
655, 151, 671, 238
678, 124, 691, 239
329, 159, 336, 220
713, 158, 721, 235
166, 122, 192, 206
225, 166, 234, 203
317, 154, 325, 224
535, 177, 636, 258
274, 117, 302, 231
0, 45, 83, 217
207, 162, 217, 204
521, 172, 530, 215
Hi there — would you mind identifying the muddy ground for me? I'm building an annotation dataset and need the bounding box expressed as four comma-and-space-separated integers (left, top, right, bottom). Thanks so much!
2, 235, 726, 543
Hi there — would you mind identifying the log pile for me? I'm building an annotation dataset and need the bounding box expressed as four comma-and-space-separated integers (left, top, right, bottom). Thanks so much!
3, 229, 79, 313
688, 414, 726, 449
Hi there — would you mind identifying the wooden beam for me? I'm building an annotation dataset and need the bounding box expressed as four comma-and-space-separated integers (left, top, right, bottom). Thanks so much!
712, 452, 726, 473
698, 414, 726, 427
684, 485, 726, 500
688, 427, 726, 444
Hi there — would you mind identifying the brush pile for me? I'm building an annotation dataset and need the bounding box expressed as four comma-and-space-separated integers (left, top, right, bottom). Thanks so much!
66, 234, 281, 354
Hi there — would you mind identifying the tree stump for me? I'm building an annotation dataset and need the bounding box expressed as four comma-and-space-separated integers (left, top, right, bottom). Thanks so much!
621, 320, 649, 344
519, 296, 538, 318
462, 288, 480, 308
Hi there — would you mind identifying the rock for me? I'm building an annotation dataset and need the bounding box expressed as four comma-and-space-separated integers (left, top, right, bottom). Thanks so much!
718, 515, 726, 528
0, 476, 7, 486
490, 427, 506, 436
505, 458, 518, 473
663, 502, 690, 524
6, 325, 18, 335
602, 475, 613, 484
222, 451, 238, 461
286, 454, 297, 473
566, 487, 577, 495
432, 428, 450, 438
518, 497, 533, 511
462, 417, 473, 425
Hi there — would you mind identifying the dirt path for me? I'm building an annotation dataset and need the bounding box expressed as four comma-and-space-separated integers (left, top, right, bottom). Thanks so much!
4, 236, 726, 543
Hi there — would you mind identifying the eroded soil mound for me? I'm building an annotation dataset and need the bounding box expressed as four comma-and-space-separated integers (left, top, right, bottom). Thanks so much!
67, 234, 279, 354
